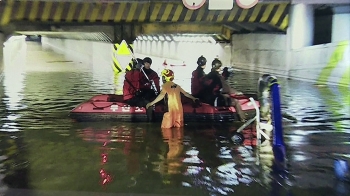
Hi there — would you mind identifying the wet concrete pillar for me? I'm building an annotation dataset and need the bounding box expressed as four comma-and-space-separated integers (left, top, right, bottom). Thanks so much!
0, 31, 4, 79
332, 5, 350, 42
286, 4, 314, 77
289, 4, 314, 49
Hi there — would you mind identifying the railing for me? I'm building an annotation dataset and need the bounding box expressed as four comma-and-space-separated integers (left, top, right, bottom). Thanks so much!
232, 74, 287, 174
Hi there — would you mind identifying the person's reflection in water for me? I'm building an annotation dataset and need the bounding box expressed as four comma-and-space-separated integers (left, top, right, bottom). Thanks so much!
126, 129, 145, 173
0, 134, 30, 195
118, 126, 145, 187
161, 127, 184, 177
334, 180, 350, 196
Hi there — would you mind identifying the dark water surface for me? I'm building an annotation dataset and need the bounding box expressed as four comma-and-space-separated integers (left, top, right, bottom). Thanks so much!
0, 42, 349, 196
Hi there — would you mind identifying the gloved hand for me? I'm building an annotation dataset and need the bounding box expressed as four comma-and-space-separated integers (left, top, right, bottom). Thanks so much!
146, 80, 154, 86
146, 103, 153, 109
192, 98, 202, 107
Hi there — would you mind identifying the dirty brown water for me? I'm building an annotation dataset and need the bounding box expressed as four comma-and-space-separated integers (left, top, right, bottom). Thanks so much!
0, 42, 349, 196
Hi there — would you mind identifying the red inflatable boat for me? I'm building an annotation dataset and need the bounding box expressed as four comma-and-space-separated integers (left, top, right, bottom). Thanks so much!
69, 94, 259, 122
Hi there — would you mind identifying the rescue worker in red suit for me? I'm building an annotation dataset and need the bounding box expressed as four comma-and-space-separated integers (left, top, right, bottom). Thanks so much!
123, 58, 154, 121
202, 58, 247, 122
139, 57, 160, 101
146, 69, 198, 128
191, 55, 207, 100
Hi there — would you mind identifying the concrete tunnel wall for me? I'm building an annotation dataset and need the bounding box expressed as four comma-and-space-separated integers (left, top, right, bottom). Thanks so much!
230, 34, 288, 76
41, 38, 112, 67
39, 32, 349, 88
0, 35, 28, 83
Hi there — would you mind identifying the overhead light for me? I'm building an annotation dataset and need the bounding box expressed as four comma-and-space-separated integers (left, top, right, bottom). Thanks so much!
165, 35, 172, 41
147, 35, 153, 41
153, 36, 159, 41
158, 35, 165, 41
137, 36, 143, 41
173, 36, 181, 42
208, 36, 216, 44
142, 35, 148, 41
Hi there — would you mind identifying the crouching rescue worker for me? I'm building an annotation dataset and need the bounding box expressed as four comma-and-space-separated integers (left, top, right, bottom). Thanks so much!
146, 69, 199, 128
123, 58, 154, 121
203, 58, 246, 122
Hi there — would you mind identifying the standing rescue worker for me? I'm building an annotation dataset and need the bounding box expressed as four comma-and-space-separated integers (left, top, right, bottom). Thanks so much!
123, 59, 154, 121
191, 55, 207, 99
146, 69, 198, 128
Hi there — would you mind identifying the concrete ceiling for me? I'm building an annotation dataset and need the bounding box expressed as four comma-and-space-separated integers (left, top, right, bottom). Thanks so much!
0, 0, 293, 43
9, 1, 348, 43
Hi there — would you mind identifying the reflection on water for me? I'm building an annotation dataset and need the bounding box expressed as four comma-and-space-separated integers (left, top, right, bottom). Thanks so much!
0, 42, 349, 195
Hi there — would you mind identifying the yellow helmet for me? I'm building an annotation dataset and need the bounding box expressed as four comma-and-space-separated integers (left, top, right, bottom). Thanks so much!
161, 69, 174, 82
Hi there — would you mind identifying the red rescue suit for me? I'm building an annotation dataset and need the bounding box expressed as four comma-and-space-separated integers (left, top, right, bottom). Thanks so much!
123, 70, 142, 101
139, 68, 160, 93
191, 67, 206, 96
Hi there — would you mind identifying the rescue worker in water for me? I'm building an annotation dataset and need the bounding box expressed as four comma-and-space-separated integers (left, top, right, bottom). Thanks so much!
146, 69, 199, 128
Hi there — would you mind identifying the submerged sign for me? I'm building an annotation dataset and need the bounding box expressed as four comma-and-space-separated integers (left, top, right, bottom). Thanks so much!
112, 40, 133, 73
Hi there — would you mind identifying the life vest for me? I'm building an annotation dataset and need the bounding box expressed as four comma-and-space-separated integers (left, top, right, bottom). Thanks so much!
123, 70, 142, 101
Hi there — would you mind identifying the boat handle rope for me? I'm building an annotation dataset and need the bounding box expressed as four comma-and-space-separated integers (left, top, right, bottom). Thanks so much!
90, 101, 142, 110
90, 101, 129, 109
90, 101, 115, 109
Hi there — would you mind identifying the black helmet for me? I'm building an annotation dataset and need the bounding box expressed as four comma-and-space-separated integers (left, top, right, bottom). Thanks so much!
212, 58, 222, 69
143, 57, 152, 65
197, 55, 207, 66
133, 58, 143, 69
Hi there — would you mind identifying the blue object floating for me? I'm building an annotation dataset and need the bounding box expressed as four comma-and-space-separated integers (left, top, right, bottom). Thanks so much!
334, 159, 349, 181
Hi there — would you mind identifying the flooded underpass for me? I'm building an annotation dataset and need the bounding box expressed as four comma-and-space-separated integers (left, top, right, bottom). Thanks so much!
0, 42, 349, 196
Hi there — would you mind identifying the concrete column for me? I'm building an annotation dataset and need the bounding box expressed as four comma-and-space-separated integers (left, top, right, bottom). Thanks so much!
0, 32, 4, 80
289, 4, 314, 49
332, 5, 350, 42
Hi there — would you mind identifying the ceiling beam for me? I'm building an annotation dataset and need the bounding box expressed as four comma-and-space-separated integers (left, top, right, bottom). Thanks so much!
137, 23, 224, 36
223, 24, 243, 32
235, 23, 257, 32
292, 0, 350, 4
256, 23, 276, 31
